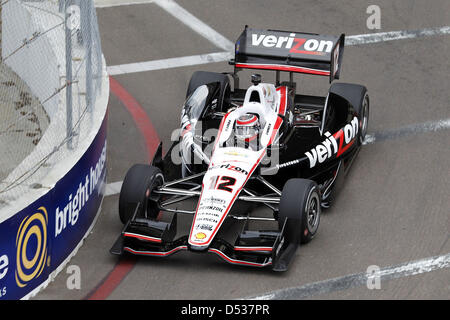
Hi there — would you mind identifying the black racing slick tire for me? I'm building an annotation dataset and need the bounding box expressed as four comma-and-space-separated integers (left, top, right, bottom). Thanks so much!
186, 71, 230, 111
278, 179, 321, 245
118, 164, 164, 224
359, 93, 370, 145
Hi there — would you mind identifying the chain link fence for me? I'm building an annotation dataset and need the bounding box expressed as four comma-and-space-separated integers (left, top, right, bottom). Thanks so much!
0, 0, 105, 209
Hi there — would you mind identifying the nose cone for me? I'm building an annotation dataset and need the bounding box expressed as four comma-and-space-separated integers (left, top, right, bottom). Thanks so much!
188, 233, 210, 251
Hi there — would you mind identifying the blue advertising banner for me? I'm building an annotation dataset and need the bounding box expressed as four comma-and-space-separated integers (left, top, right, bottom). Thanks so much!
0, 114, 107, 300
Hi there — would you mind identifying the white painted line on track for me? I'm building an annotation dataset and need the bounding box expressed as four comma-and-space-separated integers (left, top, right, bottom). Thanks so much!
363, 117, 450, 145
346, 26, 450, 45
105, 181, 123, 197
107, 51, 233, 76
95, 0, 155, 8
106, 26, 450, 75
96, 0, 233, 51
245, 252, 450, 299
153, 0, 234, 51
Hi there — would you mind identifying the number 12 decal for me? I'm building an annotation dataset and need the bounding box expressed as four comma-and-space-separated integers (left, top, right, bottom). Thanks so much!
209, 175, 236, 193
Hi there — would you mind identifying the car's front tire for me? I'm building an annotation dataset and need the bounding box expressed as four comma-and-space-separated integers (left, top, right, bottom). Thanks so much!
118, 164, 164, 224
278, 179, 321, 245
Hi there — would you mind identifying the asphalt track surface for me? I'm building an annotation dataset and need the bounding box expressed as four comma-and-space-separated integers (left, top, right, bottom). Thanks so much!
34, 0, 449, 300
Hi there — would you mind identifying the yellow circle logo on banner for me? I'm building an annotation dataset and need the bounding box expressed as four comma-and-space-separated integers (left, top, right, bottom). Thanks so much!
15, 207, 49, 288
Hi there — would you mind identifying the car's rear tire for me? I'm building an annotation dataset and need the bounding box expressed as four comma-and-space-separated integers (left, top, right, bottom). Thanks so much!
359, 93, 370, 144
278, 179, 321, 245
186, 71, 230, 111
118, 164, 164, 224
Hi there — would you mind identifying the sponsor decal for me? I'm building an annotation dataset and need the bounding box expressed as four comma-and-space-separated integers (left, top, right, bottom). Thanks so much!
15, 207, 49, 288
198, 211, 220, 218
195, 232, 207, 240
202, 197, 226, 205
196, 217, 219, 224
55, 142, 106, 237
224, 118, 233, 131
332, 42, 340, 76
0, 254, 8, 281
195, 224, 213, 232
0, 253, 7, 297
305, 116, 359, 168
208, 175, 237, 193
198, 205, 224, 213
224, 151, 248, 158
265, 122, 272, 135
251, 32, 334, 55
210, 164, 249, 175
0, 115, 107, 300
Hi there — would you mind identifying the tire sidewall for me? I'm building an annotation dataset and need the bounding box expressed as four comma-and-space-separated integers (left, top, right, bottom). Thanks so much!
119, 165, 164, 224
359, 93, 370, 145
300, 185, 321, 244
279, 179, 321, 245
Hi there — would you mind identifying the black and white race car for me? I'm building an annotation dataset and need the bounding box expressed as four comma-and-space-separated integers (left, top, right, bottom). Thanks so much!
110, 27, 370, 271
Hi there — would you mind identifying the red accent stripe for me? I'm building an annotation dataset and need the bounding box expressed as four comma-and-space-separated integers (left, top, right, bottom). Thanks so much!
268, 116, 284, 146
237, 115, 257, 125
208, 249, 271, 267
276, 86, 288, 116
266, 86, 288, 146
124, 246, 187, 257
123, 232, 162, 243
333, 129, 356, 157
236, 63, 330, 76
86, 256, 137, 300
234, 247, 273, 252
245, 134, 258, 143
85, 76, 161, 301
181, 123, 192, 137
337, 137, 355, 157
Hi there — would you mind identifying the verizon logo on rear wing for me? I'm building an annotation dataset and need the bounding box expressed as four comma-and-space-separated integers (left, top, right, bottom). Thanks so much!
251, 33, 334, 55
233, 27, 345, 82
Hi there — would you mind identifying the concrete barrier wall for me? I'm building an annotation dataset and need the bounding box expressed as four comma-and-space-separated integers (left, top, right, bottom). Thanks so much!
0, 110, 108, 300
0, 0, 110, 300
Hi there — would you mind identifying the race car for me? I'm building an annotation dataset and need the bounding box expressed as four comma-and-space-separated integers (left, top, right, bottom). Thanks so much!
110, 27, 370, 271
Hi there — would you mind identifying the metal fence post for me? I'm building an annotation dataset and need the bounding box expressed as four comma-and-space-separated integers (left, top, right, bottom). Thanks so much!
65, 0, 73, 149
0, 4, 3, 61
85, 1, 93, 116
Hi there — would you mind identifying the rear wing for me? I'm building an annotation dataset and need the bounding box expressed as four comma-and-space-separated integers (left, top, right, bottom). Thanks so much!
233, 27, 345, 83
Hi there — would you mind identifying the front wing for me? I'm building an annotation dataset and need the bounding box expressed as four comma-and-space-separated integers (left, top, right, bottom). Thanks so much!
110, 203, 295, 271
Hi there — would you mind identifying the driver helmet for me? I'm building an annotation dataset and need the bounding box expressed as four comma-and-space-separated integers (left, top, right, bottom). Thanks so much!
235, 113, 260, 142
